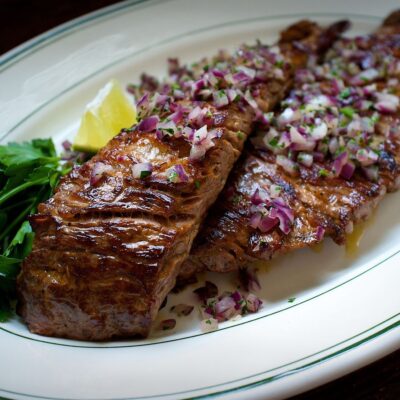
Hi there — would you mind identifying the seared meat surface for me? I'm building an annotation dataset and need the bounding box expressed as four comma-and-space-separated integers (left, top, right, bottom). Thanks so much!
181, 12, 400, 277
17, 20, 342, 340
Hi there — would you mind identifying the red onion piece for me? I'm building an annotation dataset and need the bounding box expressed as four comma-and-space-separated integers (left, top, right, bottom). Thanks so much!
332, 151, 348, 176
189, 125, 217, 161
276, 209, 292, 234
211, 68, 225, 79
132, 162, 153, 179
258, 215, 279, 233
192, 79, 205, 95
136, 93, 149, 109
276, 155, 298, 176
155, 94, 170, 107
173, 89, 184, 99
90, 162, 112, 186
310, 122, 328, 140
298, 152, 313, 167
279, 108, 301, 125
215, 296, 236, 315
359, 68, 379, 81
245, 293, 262, 313
231, 71, 251, 86
188, 106, 201, 122
227, 88, 239, 103
237, 65, 256, 80
156, 120, 177, 137
251, 188, 270, 205
329, 137, 339, 155
231, 290, 243, 307
356, 149, 378, 166
249, 212, 262, 229
169, 106, 184, 125
137, 115, 159, 132
375, 93, 399, 113
273, 198, 294, 222
213, 90, 229, 108
289, 126, 307, 145
243, 89, 259, 110
316, 226, 325, 241
340, 162, 356, 180
167, 164, 189, 183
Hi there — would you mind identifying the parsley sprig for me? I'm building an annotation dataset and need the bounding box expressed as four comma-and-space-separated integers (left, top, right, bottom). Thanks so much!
0, 139, 69, 321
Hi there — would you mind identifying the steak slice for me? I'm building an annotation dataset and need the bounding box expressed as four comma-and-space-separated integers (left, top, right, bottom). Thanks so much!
181, 11, 400, 277
17, 20, 344, 340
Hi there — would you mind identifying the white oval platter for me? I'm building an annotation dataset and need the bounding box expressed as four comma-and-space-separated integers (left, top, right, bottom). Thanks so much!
0, 1, 399, 399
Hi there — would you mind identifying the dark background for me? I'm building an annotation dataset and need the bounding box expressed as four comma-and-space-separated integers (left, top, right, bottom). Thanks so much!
1, 1, 399, 399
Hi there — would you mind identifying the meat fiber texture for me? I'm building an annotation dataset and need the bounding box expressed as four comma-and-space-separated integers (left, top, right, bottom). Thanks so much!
16, 19, 339, 340
181, 11, 400, 277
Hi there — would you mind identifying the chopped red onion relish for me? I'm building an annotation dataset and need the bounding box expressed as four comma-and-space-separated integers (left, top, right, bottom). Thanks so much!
201, 289, 262, 324
249, 186, 293, 235
127, 40, 290, 166
250, 34, 399, 192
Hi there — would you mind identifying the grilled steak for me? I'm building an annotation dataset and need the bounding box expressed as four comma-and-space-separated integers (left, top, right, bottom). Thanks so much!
181, 11, 400, 277
16, 20, 343, 340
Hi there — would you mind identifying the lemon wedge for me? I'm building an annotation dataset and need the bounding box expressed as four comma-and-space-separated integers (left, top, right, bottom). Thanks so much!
73, 79, 136, 153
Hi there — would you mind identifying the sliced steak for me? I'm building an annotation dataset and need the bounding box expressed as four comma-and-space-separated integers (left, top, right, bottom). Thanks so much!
16, 20, 344, 340
181, 12, 400, 277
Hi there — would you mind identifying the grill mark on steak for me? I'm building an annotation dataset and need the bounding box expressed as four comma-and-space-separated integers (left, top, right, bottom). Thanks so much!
181, 11, 400, 278
16, 20, 346, 341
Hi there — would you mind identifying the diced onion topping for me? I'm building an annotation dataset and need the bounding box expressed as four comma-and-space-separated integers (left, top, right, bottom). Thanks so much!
166, 164, 189, 183
132, 162, 153, 179
90, 162, 113, 186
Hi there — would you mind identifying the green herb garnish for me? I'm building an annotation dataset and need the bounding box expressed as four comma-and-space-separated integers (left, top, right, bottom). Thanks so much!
0, 139, 68, 321
140, 170, 151, 179
340, 107, 355, 119
194, 180, 201, 189
268, 137, 279, 147
168, 171, 178, 183
288, 297, 296, 303
339, 88, 351, 99
237, 131, 244, 140
318, 168, 330, 177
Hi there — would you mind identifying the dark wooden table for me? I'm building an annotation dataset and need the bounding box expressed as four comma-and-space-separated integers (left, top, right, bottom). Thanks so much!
1, 1, 399, 399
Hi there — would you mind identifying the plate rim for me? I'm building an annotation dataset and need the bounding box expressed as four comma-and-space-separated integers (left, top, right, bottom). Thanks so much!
0, 314, 399, 400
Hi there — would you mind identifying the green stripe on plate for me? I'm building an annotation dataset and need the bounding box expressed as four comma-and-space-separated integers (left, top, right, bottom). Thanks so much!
0, 314, 398, 400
